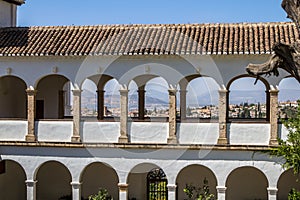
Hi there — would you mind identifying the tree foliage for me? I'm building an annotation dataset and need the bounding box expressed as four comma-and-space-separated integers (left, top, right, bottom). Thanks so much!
272, 100, 300, 175
183, 178, 215, 200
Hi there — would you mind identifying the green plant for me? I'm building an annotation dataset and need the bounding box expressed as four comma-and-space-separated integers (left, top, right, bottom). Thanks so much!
288, 188, 300, 200
183, 178, 215, 200
271, 100, 300, 199
88, 188, 113, 200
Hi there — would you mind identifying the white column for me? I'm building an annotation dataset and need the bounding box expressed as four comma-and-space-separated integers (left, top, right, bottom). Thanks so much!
267, 187, 278, 200
216, 186, 226, 200
71, 182, 81, 200
168, 87, 178, 143
25, 180, 37, 200
119, 87, 129, 143
167, 184, 177, 200
72, 89, 82, 142
118, 183, 128, 200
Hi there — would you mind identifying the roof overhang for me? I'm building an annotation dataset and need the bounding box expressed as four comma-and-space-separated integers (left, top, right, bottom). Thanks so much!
2, 0, 25, 5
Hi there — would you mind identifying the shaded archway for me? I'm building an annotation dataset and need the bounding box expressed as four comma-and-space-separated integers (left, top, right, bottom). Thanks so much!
277, 168, 300, 200
36, 75, 70, 119
226, 166, 268, 200
0, 76, 27, 118
127, 163, 168, 200
80, 162, 119, 199
227, 76, 269, 120
176, 164, 217, 200
36, 161, 72, 200
0, 160, 26, 200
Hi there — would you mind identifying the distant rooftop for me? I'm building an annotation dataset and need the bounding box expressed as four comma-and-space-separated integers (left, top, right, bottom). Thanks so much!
0, 22, 298, 57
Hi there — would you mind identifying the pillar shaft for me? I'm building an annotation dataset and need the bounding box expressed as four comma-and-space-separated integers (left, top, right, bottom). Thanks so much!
218, 89, 228, 144
72, 89, 82, 142
168, 88, 177, 143
26, 89, 37, 142
180, 90, 187, 120
118, 183, 128, 200
167, 184, 177, 200
138, 87, 145, 120
269, 88, 279, 145
119, 88, 129, 143
97, 90, 105, 120
216, 186, 226, 200
26, 180, 37, 200
71, 182, 82, 200
267, 187, 278, 200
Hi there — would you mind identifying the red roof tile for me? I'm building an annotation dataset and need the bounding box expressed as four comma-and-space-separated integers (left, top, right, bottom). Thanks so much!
0, 22, 297, 57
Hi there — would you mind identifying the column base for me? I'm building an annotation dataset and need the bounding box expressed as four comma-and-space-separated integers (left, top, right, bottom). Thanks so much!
217, 138, 228, 145
167, 137, 178, 144
118, 136, 128, 143
269, 139, 278, 145
25, 134, 36, 142
71, 136, 81, 143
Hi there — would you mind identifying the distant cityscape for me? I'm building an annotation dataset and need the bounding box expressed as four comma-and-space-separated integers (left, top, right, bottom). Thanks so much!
80, 92, 299, 119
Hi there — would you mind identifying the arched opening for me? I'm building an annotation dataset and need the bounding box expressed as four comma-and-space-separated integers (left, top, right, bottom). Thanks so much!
176, 164, 217, 200
226, 166, 268, 200
278, 77, 300, 119
0, 76, 27, 118
103, 79, 120, 118
36, 161, 72, 200
277, 168, 300, 199
228, 76, 269, 120
80, 162, 119, 199
145, 77, 169, 119
185, 77, 219, 119
0, 160, 26, 200
128, 80, 139, 118
127, 163, 168, 200
36, 75, 70, 119
81, 79, 97, 118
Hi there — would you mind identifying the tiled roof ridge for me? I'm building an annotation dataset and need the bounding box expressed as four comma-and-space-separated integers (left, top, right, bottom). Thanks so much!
0, 21, 294, 31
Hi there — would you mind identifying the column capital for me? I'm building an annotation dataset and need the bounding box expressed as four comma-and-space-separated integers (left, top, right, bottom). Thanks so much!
96, 89, 105, 93
119, 89, 129, 94
267, 187, 278, 195
168, 88, 177, 96
72, 89, 82, 96
25, 180, 37, 187
216, 186, 227, 193
70, 181, 82, 189
167, 184, 177, 191
26, 88, 37, 96
118, 183, 128, 192
218, 88, 228, 94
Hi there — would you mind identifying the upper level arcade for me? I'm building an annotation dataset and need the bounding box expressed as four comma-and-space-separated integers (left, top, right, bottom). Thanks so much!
0, 22, 298, 147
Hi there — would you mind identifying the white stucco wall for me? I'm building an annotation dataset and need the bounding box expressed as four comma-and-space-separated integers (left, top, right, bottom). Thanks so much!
82, 122, 120, 143
0, 120, 27, 141
278, 124, 289, 141
178, 123, 219, 144
228, 123, 270, 145
129, 122, 168, 143
36, 121, 72, 142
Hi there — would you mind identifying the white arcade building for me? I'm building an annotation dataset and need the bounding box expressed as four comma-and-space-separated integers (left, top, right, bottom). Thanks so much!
0, 0, 299, 200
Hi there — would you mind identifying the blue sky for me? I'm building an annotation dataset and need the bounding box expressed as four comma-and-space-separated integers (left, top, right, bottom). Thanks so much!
18, 0, 288, 26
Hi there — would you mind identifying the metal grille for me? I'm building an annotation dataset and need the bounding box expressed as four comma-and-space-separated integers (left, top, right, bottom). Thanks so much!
147, 168, 168, 200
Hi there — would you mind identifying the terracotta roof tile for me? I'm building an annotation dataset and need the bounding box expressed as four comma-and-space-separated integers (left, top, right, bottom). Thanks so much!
0, 22, 298, 57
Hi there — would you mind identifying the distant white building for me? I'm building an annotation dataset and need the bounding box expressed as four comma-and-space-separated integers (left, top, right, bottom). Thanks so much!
0, 1, 299, 200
